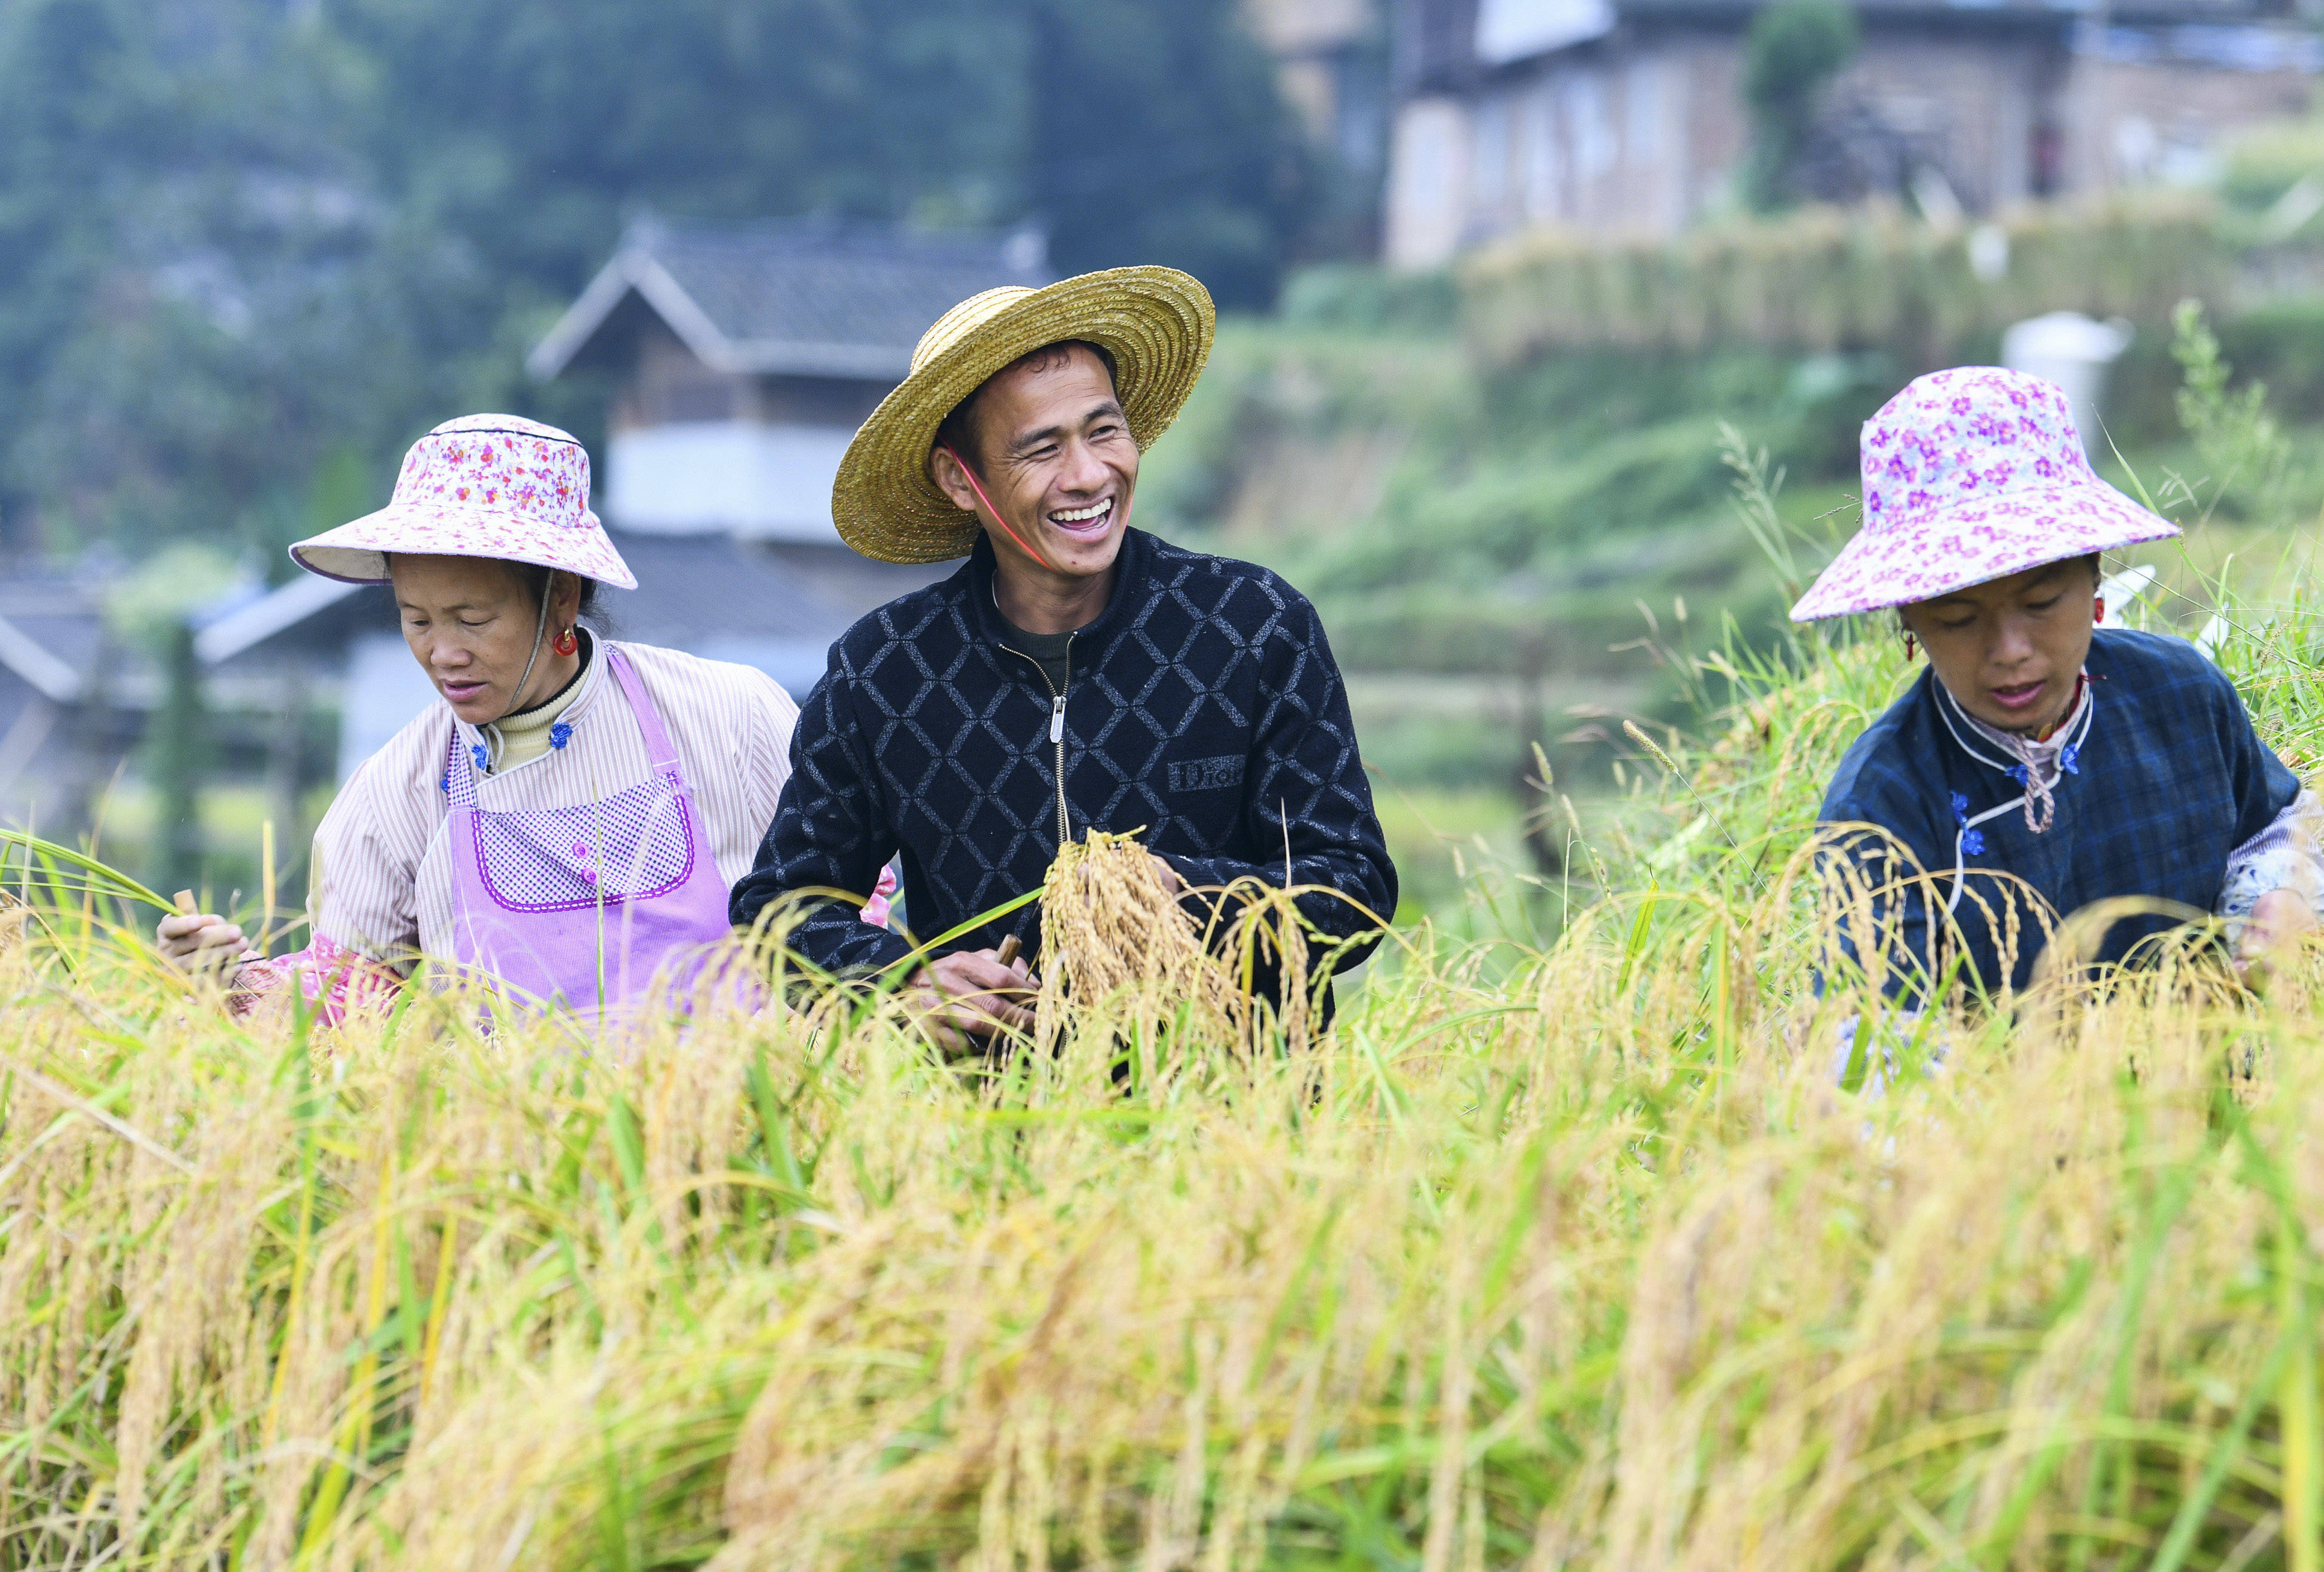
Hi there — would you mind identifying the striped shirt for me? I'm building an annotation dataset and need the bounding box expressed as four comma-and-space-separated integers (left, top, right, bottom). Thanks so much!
251, 638, 796, 999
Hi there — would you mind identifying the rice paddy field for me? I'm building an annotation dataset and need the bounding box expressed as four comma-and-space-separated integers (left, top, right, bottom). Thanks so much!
11, 452, 2324, 1568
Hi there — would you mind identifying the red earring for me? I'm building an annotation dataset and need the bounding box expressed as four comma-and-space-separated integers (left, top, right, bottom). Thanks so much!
2093, 597, 2106, 626
553, 627, 578, 657
1903, 632, 1917, 660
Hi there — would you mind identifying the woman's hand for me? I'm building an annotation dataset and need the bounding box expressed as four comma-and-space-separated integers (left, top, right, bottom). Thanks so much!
156, 910, 257, 978
2237, 887, 2316, 972
911, 947, 1036, 1053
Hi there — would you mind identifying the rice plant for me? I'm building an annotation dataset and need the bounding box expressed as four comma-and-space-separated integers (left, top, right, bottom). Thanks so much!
8, 353, 2324, 1564
0, 561, 2321, 1572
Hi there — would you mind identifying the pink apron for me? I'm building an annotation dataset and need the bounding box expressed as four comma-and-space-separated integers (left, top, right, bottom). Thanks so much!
445, 646, 733, 1017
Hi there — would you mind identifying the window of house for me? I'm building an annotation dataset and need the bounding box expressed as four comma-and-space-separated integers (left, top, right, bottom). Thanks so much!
1475, 95, 1512, 213
1522, 81, 1564, 219
1569, 75, 1614, 184
657, 376, 737, 423
1626, 58, 1665, 164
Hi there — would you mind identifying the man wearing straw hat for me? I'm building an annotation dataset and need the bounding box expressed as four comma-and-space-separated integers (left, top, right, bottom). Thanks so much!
729, 267, 1397, 1044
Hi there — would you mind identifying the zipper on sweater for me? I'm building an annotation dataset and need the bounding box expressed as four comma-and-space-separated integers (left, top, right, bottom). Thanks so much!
997, 635, 1074, 847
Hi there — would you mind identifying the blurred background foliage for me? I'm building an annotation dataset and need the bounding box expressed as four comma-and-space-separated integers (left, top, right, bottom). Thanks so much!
0, 0, 1315, 567
1741, 0, 1861, 212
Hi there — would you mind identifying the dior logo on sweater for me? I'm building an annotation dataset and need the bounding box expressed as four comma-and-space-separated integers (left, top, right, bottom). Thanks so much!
1168, 755, 1246, 794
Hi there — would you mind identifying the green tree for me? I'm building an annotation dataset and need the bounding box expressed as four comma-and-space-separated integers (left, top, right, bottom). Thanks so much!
1023, 0, 1314, 308
0, 0, 1313, 559
0, 0, 432, 558
321, 0, 1024, 295
1741, 0, 1859, 213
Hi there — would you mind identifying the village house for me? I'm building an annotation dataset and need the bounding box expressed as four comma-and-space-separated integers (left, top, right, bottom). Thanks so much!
525, 216, 1050, 541
1384, 0, 2320, 267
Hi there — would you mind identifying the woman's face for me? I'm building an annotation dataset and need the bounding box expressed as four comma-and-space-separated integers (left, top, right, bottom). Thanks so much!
1899, 559, 2098, 737
389, 554, 576, 725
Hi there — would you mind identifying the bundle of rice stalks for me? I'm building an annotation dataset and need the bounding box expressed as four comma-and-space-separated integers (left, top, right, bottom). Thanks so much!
1036, 830, 1252, 1056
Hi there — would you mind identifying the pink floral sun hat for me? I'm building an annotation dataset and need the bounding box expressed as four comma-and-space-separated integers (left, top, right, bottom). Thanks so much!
1789, 366, 2177, 622
289, 414, 636, 589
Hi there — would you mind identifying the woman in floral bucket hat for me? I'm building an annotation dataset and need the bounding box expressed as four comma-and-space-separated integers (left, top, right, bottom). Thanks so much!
154, 415, 806, 1023
1803, 367, 2323, 1007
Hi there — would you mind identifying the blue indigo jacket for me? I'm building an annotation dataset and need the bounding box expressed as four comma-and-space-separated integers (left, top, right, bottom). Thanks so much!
1819, 628, 2298, 996
730, 528, 1398, 979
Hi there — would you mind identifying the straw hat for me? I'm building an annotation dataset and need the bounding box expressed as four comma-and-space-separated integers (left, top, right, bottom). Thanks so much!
831, 267, 1215, 564
290, 414, 637, 589
1789, 367, 2177, 621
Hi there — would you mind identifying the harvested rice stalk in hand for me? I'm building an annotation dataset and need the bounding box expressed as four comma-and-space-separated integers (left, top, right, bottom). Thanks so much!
1037, 830, 1247, 1052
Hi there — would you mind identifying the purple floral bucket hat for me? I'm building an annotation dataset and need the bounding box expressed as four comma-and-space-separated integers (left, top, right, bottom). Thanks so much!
289, 414, 637, 589
1789, 367, 2177, 622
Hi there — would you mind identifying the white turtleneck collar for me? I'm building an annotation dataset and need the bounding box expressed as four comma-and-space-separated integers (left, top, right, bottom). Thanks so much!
454, 627, 607, 777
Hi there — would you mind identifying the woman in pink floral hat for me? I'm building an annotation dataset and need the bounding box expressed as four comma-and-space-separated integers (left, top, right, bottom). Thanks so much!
1800, 367, 2322, 1005
153, 414, 808, 1022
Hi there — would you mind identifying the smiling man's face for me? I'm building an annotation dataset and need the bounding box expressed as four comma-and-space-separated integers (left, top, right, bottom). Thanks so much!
1900, 556, 2100, 737
931, 342, 1137, 616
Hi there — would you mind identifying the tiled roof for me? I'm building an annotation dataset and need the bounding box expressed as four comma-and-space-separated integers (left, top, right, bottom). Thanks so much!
594, 530, 949, 696
528, 217, 1053, 382
0, 574, 108, 696
598, 529, 945, 646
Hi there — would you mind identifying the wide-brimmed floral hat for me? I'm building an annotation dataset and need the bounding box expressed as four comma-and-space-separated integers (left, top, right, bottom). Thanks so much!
1789, 367, 2177, 621
289, 414, 637, 588
831, 267, 1215, 565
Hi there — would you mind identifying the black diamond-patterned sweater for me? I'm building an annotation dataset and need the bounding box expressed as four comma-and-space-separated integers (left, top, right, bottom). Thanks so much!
730, 527, 1398, 980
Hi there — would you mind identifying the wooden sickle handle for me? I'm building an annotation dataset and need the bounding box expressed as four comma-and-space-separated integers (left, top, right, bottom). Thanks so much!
995, 934, 1021, 967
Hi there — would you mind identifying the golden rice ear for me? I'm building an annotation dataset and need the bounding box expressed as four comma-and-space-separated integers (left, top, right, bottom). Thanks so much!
1036, 830, 1243, 1053
1031, 829, 1335, 1061
1032, 830, 1272, 1063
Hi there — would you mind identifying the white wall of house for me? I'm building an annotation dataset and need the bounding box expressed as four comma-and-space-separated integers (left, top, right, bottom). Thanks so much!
606, 421, 852, 542
1385, 97, 1475, 267
2061, 30, 2316, 194
340, 632, 444, 781
1477, 0, 1612, 69
1386, 43, 1705, 267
